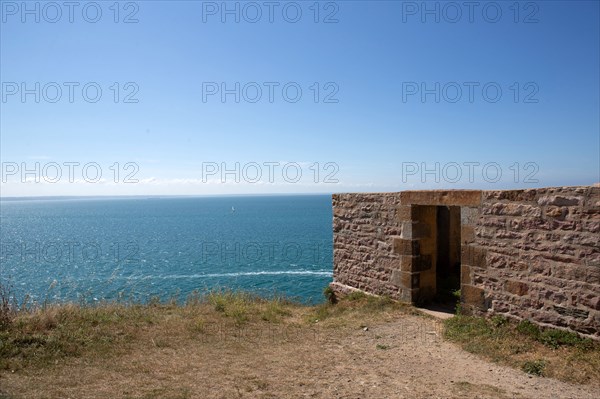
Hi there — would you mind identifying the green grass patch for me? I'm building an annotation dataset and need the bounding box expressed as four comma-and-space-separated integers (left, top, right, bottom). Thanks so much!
515, 319, 593, 349
444, 315, 600, 384
206, 289, 256, 324
522, 359, 546, 376
516, 320, 541, 338
260, 297, 292, 323
539, 329, 592, 349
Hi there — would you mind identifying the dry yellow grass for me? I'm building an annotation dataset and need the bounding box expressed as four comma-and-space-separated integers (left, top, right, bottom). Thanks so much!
0, 292, 598, 398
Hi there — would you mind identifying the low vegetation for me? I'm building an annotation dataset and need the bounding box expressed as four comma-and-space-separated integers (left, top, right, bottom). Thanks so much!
0, 286, 405, 374
1, 282, 598, 395
444, 314, 600, 383
307, 290, 415, 327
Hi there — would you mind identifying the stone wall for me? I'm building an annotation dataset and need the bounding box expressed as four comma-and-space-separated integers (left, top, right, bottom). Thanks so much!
332, 193, 407, 300
331, 186, 600, 339
466, 186, 600, 338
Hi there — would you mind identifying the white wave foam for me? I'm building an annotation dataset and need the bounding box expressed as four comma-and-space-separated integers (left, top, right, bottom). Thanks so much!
125, 270, 332, 279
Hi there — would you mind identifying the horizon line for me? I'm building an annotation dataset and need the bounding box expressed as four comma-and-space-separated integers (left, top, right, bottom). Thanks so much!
0, 193, 338, 201
1, 183, 598, 201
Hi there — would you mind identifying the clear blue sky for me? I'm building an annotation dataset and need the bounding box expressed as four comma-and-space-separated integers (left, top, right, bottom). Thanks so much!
1, 0, 598, 196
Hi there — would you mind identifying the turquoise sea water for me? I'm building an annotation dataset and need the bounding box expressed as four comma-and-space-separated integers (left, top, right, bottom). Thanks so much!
0, 195, 333, 304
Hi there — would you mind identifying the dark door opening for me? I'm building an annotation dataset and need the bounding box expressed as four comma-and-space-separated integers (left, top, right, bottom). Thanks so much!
434, 206, 461, 304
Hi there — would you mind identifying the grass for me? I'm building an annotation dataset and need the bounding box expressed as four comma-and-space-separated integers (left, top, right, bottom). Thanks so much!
206, 289, 293, 324
0, 302, 160, 371
260, 297, 292, 323
0, 280, 19, 330
444, 315, 600, 383
0, 289, 300, 372
305, 291, 407, 327
1, 283, 599, 391
0, 287, 408, 374
206, 289, 254, 324
522, 359, 546, 376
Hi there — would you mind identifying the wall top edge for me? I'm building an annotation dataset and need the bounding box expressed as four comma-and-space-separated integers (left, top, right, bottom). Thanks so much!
332, 185, 598, 197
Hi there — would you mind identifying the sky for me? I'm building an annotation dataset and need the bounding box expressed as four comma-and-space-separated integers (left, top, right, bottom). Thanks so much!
0, 0, 599, 196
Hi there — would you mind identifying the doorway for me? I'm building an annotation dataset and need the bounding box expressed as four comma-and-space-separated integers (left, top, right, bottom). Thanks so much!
412, 205, 461, 307
434, 206, 461, 304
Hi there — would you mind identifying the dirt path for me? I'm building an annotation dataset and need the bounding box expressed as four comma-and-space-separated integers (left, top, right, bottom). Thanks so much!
1, 313, 598, 398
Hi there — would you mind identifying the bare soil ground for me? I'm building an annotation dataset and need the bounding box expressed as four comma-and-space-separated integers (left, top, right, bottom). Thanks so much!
1, 298, 598, 399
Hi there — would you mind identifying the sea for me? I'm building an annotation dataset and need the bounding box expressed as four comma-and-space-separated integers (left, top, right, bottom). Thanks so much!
0, 195, 333, 305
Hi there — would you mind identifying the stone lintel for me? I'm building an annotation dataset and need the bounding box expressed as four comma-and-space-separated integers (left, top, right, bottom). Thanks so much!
400, 190, 482, 207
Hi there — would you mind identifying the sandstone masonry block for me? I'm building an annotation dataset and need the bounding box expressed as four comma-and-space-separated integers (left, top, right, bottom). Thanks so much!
461, 206, 480, 225
461, 245, 487, 268
538, 195, 582, 207
505, 280, 529, 296
399, 272, 420, 289
553, 305, 589, 319
396, 205, 412, 221
461, 225, 475, 244
400, 190, 481, 206
390, 269, 402, 286
399, 255, 415, 272
401, 221, 431, 239
461, 285, 486, 309
392, 237, 420, 256
461, 265, 471, 285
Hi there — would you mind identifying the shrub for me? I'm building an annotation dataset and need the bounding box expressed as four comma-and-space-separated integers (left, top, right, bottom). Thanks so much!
451, 289, 461, 301
516, 320, 540, 338
0, 280, 18, 330
323, 286, 337, 304
522, 359, 546, 376
539, 329, 588, 349
490, 315, 508, 328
